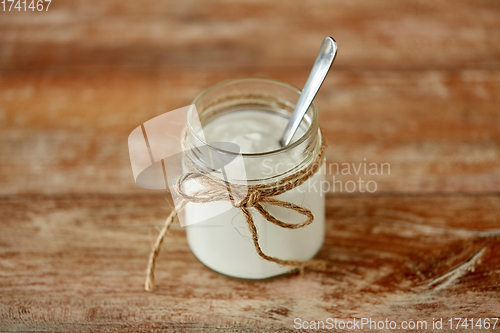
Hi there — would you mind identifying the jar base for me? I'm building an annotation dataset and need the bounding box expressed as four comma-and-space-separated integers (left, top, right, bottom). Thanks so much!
187, 241, 325, 281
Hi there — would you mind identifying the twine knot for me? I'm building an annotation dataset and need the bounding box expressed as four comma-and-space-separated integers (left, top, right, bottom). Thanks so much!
233, 190, 261, 208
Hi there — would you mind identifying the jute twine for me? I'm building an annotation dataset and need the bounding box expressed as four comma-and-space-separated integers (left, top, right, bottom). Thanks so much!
145, 143, 327, 291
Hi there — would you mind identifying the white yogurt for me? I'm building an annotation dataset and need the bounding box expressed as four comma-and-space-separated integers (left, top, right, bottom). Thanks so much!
185, 110, 325, 279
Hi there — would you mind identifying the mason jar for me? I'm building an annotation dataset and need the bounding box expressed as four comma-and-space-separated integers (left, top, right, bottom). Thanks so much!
182, 77, 325, 279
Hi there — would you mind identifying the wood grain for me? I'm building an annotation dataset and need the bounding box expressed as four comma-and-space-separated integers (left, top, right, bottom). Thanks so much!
1, 0, 499, 72
0, 195, 499, 332
1, 69, 499, 195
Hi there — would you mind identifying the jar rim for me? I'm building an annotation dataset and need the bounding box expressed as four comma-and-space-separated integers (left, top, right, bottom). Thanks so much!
188, 77, 319, 157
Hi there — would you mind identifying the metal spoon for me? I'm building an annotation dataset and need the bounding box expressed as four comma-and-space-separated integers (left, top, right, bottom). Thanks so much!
279, 37, 338, 147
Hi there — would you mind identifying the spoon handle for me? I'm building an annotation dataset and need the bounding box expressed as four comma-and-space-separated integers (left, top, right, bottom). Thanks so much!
280, 37, 338, 147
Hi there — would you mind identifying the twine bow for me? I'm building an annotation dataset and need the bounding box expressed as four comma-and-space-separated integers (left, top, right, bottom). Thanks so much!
145, 143, 326, 291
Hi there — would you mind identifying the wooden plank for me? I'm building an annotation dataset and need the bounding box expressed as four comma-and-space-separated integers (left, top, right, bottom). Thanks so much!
0, 195, 498, 331
0, 0, 499, 72
1, 70, 499, 195
1, 0, 499, 331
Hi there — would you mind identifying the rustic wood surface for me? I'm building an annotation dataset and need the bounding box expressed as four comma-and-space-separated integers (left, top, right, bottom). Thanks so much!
1, 0, 499, 332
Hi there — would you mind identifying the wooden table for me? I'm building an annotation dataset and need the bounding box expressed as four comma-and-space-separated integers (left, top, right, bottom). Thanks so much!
1, 0, 499, 331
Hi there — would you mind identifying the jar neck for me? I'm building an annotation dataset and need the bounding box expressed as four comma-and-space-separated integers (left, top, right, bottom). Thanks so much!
185, 78, 321, 184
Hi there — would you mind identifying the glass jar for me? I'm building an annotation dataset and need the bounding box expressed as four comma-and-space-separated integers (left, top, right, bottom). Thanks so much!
183, 78, 325, 279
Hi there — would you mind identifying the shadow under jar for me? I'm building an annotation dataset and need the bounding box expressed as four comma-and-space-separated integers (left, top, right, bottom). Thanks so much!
183, 78, 325, 279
